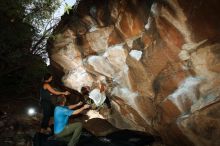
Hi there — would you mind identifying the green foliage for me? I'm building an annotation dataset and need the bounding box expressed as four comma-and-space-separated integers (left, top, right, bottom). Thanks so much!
0, 0, 61, 98
24, 0, 60, 29
0, 0, 60, 53
64, 2, 72, 14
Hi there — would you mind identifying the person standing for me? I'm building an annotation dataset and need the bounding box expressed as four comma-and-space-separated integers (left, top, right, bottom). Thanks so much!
54, 96, 90, 146
40, 73, 70, 134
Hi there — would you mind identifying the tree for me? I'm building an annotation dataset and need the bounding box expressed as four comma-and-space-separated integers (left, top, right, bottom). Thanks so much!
0, 0, 60, 98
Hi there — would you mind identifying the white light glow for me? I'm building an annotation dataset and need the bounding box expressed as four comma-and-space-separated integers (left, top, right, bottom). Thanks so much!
28, 108, 36, 116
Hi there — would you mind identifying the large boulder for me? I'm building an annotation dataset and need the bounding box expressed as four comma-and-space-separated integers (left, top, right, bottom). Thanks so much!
47, 0, 220, 146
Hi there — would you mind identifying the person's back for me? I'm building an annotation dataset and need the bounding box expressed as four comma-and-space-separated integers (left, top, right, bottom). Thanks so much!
40, 87, 51, 102
54, 96, 90, 146
54, 106, 73, 134
40, 83, 54, 134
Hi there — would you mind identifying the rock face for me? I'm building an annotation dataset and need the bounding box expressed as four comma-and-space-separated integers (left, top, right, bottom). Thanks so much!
48, 0, 220, 146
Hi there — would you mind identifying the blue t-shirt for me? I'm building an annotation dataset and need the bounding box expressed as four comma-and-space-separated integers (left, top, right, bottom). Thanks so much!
54, 106, 74, 134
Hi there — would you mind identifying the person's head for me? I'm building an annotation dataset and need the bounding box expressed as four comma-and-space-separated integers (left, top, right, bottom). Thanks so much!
56, 96, 66, 106
99, 83, 106, 92
43, 73, 53, 83
81, 86, 90, 95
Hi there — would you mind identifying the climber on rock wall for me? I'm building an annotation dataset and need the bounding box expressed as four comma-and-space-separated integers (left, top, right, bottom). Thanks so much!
88, 79, 111, 109
81, 86, 92, 104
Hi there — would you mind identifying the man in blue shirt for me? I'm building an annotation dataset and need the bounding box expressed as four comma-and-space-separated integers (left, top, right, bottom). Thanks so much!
54, 96, 90, 146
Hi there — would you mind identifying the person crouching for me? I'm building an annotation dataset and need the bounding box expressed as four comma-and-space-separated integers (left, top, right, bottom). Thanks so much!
54, 96, 90, 146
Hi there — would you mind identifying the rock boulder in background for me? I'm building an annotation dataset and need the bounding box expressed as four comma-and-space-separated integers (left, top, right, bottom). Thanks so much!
47, 0, 220, 145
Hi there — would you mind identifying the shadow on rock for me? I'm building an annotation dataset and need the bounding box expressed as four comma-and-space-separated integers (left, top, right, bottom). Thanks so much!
33, 128, 157, 146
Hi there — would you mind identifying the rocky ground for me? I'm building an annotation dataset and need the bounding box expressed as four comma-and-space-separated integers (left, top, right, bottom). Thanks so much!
0, 100, 165, 146
0, 112, 38, 146
0, 98, 40, 146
